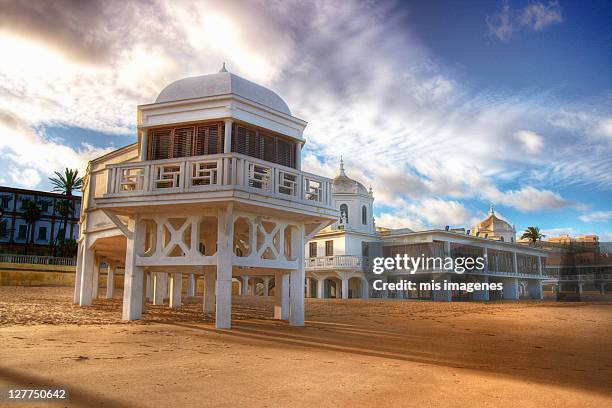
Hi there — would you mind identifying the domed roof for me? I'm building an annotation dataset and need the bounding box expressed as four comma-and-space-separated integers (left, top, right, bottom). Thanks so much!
155, 64, 291, 115
475, 206, 514, 232
332, 158, 369, 195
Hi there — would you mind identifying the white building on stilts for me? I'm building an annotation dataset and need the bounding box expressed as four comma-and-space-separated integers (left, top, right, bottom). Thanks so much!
74, 65, 337, 328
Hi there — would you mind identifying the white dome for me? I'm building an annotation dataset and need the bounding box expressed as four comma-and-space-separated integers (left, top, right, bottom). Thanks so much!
155, 68, 291, 115
332, 159, 369, 196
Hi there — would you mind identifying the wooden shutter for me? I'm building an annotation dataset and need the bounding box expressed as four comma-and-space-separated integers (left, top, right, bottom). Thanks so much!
325, 240, 333, 256
277, 139, 294, 168
261, 132, 276, 162
233, 125, 248, 155
150, 129, 172, 160
309, 242, 317, 258
195, 124, 223, 155
172, 127, 194, 158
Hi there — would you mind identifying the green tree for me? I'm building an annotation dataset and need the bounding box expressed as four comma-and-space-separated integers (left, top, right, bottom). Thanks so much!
521, 226, 545, 244
22, 200, 41, 255
49, 168, 82, 241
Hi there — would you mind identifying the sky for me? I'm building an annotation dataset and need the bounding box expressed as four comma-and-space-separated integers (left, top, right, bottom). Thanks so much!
0, 0, 611, 239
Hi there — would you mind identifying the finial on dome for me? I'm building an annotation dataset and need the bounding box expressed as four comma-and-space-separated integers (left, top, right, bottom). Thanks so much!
489, 203, 495, 215
219, 62, 228, 73
339, 156, 346, 176
369, 185, 373, 195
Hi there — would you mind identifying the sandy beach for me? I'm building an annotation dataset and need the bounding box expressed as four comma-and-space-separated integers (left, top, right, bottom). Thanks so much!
0, 287, 611, 407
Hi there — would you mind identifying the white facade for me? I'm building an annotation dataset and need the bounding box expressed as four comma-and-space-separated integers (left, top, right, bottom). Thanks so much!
304, 163, 548, 301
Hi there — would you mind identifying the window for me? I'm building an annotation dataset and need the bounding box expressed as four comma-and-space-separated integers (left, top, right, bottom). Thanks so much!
362, 205, 367, 225
17, 225, 27, 240
325, 240, 333, 257
37, 226, 47, 241
362, 242, 369, 257
340, 204, 348, 222
309, 242, 317, 258
1, 196, 10, 209
148, 123, 225, 160
232, 123, 296, 168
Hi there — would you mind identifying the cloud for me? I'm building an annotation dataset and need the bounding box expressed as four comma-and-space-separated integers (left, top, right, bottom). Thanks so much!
487, 1, 563, 41
486, 2, 514, 42
515, 130, 544, 153
579, 211, 612, 223
519, 1, 563, 31
10, 168, 41, 189
486, 186, 571, 211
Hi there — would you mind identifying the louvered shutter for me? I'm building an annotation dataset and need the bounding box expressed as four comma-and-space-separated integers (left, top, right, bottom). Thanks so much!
150, 129, 172, 160
233, 125, 248, 155
172, 127, 194, 158
261, 132, 275, 162
277, 139, 294, 168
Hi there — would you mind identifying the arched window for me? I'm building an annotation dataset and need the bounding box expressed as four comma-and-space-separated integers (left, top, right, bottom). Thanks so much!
340, 204, 348, 222
362, 205, 367, 225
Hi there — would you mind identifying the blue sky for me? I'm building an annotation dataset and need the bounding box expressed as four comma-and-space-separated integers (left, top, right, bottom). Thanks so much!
0, 0, 610, 239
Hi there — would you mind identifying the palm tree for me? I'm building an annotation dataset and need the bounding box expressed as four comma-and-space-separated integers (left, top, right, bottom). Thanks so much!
521, 226, 545, 244
22, 200, 41, 255
49, 168, 83, 241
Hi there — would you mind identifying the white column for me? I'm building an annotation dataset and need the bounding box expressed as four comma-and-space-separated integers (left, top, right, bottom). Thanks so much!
290, 224, 305, 326
203, 272, 215, 313
78, 238, 95, 306
164, 273, 170, 300
122, 216, 145, 320
305, 278, 311, 298
263, 277, 271, 297
512, 252, 518, 274
502, 277, 519, 300
527, 279, 543, 300
153, 272, 165, 305
145, 272, 153, 301
106, 264, 115, 299
92, 260, 100, 299
537, 256, 542, 276
432, 274, 452, 301
216, 205, 234, 329
295, 142, 302, 171
341, 277, 349, 299
241, 276, 250, 296
169, 272, 182, 309
317, 279, 325, 299
472, 275, 489, 301
73, 240, 84, 304
139, 128, 148, 161
274, 271, 289, 320
361, 278, 369, 299
223, 119, 232, 153
187, 273, 196, 297
483, 247, 489, 273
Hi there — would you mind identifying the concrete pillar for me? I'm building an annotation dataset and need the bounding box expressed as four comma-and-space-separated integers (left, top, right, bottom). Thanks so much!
73, 240, 84, 304
528, 280, 543, 300
106, 264, 115, 299
361, 279, 369, 299
153, 273, 165, 305
164, 273, 170, 300
578, 284, 583, 294
263, 277, 271, 297
241, 276, 250, 296
397, 279, 404, 300
290, 223, 305, 326
274, 271, 289, 320
341, 278, 349, 299
472, 275, 490, 301
145, 272, 153, 301
203, 272, 215, 313
483, 247, 489, 273
122, 216, 145, 320
537, 256, 542, 276
78, 238, 95, 307
223, 119, 232, 153
317, 279, 325, 299
169, 272, 182, 309
502, 277, 519, 300
187, 273, 196, 296
512, 252, 518, 274
381, 276, 389, 299
92, 260, 100, 299
215, 205, 234, 329
432, 275, 452, 301
139, 129, 148, 161
600, 284, 606, 295
305, 278, 311, 298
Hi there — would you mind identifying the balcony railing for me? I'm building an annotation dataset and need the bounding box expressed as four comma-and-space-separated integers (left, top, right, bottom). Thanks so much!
0, 254, 76, 266
305, 255, 368, 270
104, 153, 333, 209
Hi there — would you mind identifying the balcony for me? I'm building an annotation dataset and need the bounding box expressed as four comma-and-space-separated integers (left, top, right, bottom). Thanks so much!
100, 153, 334, 213
305, 255, 368, 270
